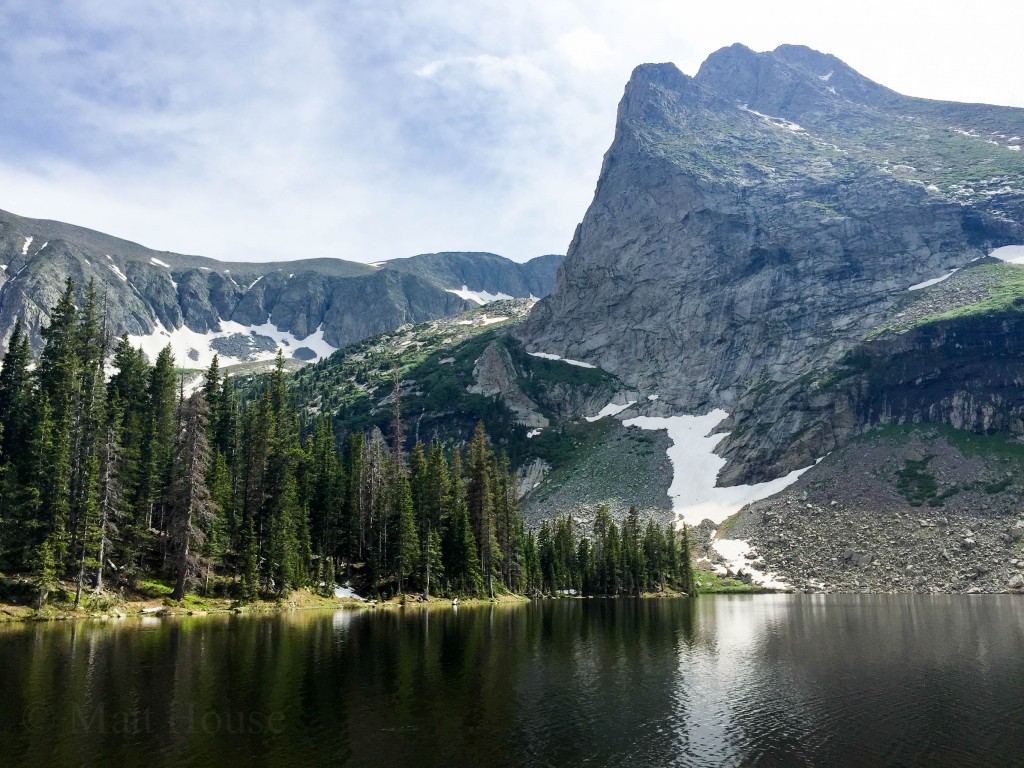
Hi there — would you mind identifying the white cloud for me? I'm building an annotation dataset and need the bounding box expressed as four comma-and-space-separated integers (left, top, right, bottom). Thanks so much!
556, 28, 614, 72
0, 0, 1021, 264
415, 54, 549, 85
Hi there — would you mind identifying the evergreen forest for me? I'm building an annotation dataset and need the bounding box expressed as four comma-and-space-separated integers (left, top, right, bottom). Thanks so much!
0, 280, 692, 607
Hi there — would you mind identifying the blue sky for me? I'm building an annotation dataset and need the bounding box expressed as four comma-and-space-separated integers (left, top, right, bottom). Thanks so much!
1, 1, 1022, 263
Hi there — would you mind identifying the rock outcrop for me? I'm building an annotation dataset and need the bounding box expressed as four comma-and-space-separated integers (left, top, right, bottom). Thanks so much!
468, 343, 549, 429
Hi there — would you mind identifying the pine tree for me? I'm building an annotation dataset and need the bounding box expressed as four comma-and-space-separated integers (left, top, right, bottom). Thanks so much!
537, 520, 554, 594
70, 282, 108, 608
241, 393, 274, 585
165, 392, 217, 601
266, 469, 303, 595
107, 336, 150, 574
643, 519, 663, 592
92, 401, 123, 594
342, 431, 366, 570
604, 521, 622, 595
262, 351, 311, 594
392, 464, 418, 595
423, 527, 443, 599
576, 536, 593, 595
202, 354, 221, 409
592, 504, 612, 594
140, 345, 177, 553
0, 320, 35, 566
307, 417, 342, 569
35, 279, 80, 573
240, 516, 260, 603
0, 319, 33, 461
467, 422, 499, 597
521, 529, 542, 596
32, 536, 58, 608
679, 524, 695, 596
622, 505, 645, 595
447, 451, 482, 595
363, 427, 388, 589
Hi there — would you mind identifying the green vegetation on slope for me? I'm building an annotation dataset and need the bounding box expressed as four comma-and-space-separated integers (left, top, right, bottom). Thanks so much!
869, 263, 1024, 339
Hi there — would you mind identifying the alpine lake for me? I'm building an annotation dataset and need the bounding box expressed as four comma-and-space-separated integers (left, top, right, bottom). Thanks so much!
2, 595, 1023, 767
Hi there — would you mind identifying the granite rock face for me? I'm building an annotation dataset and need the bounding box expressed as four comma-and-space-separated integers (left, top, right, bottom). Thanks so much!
721, 303, 1024, 484
0, 209, 562, 360
521, 43, 1024, 479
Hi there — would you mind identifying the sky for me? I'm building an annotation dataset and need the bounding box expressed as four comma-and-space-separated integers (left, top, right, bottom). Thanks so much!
1, 1, 1022, 264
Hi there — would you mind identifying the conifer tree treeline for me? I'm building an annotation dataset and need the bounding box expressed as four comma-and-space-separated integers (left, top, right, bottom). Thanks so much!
534, 505, 695, 597
0, 283, 693, 604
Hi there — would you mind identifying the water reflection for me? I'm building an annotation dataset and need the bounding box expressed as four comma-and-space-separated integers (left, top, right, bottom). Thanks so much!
671, 595, 1024, 767
2, 598, 1024, 767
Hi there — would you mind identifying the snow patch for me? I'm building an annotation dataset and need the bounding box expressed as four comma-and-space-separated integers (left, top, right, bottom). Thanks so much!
585, 400, 636, 422
126, 319, 337, 368
526, 428, 543, 439
528, 351, 596, 369
712, 538, 789, 591
819, 70, 833, 82
445, 285, 514, 305
908, 269, 958, 291
990, 245, 1024, 264
21, 236, 32, 255
248, 276, 263, 290
108, 263, 128, 282
647, 394, 660, 401
623, 410, 812, 527
738, 104, 805, 133
150, 257, 171, 268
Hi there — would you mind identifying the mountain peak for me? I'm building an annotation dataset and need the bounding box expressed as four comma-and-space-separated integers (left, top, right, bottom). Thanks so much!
627, 62, 687, 87
694, 42, 898, 118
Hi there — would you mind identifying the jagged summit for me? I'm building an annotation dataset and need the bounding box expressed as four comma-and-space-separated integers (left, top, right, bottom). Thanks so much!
694, 43, 899, 115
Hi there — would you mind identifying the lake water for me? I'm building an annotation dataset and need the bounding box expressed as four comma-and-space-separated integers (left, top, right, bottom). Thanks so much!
2, 595, 1024, 767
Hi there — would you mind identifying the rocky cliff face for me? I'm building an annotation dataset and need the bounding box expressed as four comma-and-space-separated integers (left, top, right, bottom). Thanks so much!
521, 45, 1024, 471
721, 267, 1024, 484
0, 208, 562, 363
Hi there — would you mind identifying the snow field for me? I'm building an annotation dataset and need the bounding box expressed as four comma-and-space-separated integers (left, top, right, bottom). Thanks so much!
445, 285, 514, 305
127, 318, 337, 368
622, 409, 811, 527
